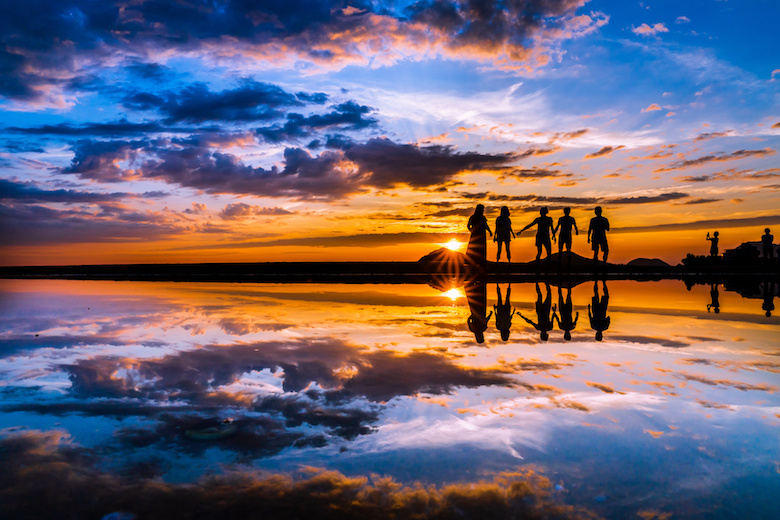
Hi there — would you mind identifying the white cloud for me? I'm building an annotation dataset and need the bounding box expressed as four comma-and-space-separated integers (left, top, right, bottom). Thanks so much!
675, 16, 691, 24
632, 23, 670, 36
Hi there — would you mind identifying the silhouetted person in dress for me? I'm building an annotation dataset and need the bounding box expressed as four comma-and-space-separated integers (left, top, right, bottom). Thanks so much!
706, 231, 719, 257
553, 207, 578, 265
762, 228, 774, 260
466, 280, 492, 343
467, 204, 492, 268
762, 280, 775, 317
588, 280, 610, 341
520, 207, 554, 262
587, 206, 610, 264
518, 282, 554, 341
552, 282, 578, 341
494, 206, 516, 262
707, 283, 720, 314
494, 284, 515, 341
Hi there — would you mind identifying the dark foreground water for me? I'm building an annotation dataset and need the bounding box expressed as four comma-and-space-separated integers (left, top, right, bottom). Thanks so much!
0, 279, 778, 519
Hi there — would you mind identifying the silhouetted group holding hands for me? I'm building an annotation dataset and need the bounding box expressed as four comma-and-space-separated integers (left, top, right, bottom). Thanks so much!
467, 205, 610, 267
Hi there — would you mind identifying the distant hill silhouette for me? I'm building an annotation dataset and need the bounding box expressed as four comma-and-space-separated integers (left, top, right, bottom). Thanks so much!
418, 247, 469, 266
626, 258, 671, 268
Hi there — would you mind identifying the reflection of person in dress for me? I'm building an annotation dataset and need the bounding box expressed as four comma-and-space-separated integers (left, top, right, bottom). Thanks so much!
466, 280, 492, 343
466, 204, 492, 268
494, 284, 516, 341
707, 283, 720, 314
518, 282, 554, 341
494, 206, 516, 263
552, 283, 578, 341
762, 280, 775, 317
588, 280, 610, 341
520, 207, 554, 262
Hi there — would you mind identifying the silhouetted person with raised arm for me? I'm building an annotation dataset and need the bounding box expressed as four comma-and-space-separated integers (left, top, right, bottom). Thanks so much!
588, 279, 610, 341
587, 206, 610, 265
494, 283, 515, 341
494, 206, 516, 262
553, 207, 578, 265
520, 207, 554, 262
467, 204, 492, 268
466, 280, 492, 343
707, 283, 720, 314
518, 281, 554, 341
706, 231, 719, 257
762, 280, 775, 317
762, 228, 774, 260
552, 282, 578, 341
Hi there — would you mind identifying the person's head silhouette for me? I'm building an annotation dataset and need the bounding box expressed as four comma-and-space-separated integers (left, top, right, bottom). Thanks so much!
564, 331, 572, 341
540, 207, 548, 216
474, 331, 485, 343
595, 330, 603, 341
714, 231, 719, 237
540, 331, 548, 341
500, 329, 510, 341
563, 207, 571, 216
765, 228, 771, 235
474, 204, 484, 216
594, 206, 602, 216
500, 206, 510, 218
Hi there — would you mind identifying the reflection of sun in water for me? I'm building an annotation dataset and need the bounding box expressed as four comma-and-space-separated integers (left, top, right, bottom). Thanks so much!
444, 239, 463, 251
442, 288, 465, 301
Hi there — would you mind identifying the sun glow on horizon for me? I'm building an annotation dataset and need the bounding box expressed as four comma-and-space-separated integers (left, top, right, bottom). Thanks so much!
444, 239, 464, 252
441, 288, 465, 301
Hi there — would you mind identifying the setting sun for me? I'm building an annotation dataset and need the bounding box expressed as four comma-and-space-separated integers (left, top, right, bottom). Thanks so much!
441, 288, 465, 301
444, 239, 464, 252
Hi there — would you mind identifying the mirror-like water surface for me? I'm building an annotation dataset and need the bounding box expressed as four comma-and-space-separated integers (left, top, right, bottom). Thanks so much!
1, 279, 778, 519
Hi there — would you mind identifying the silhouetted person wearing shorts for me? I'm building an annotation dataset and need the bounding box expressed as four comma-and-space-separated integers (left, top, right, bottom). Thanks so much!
520, 207, 554, 262
494, 206, 516, 262
552, 283, 578, 341
706, 231, 719, 257
762, 228, 774, 260
518, 282, 554, 341
467, 204, 492, 268
553, 207, 578, 265
588, 279, 610, 341
587, 206, 610, 264
494, 284, 515, 341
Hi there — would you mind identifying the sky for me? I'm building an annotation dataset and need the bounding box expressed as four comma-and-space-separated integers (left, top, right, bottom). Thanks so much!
0, 0, 778, 266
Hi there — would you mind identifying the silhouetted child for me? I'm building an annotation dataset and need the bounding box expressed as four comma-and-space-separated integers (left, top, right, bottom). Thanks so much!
494, 284, 515, 341
552, 284, 578, 341
518, 282, 554, 341
706, 231, 719, 257
762, 228, 774, 260
494, 206, 516, 262
588, 280, 610, 341
520, 207, 554, 262
553, 207, 578, 264
587, 206, 610, 264
466, 204, 492, 268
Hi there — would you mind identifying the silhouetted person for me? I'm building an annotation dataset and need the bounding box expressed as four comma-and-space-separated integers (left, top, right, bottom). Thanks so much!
587, 206, 610, 264
553, 207, 578, 265
707, 283, 720, 314
762, 228, 774, 260
552, 283, 578, 341
467, 204, 492, 268
494, 206, 516, 262
494, 284, 515, 341
706, 231, 719, 257
762, 280, 775, 317
518, 282, 554, 341
588, 280, 610, 341
520, 207, 554, 262
466, 280, 492, 343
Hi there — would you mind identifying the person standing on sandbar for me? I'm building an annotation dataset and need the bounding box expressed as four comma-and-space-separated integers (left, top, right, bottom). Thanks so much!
587, 206, 610, 264
553, 207, 578, 265
466, 204, 492, 267
520, 207, 554, 262
494, 206, 516, 262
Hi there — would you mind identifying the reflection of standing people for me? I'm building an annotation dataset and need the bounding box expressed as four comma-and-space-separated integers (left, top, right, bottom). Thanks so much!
588, 280, 610, 341
520, 208, 554, 262
762, 280, 775, 317
707, 283, 720, 314
467, 204, 492, 268
494, 284, 516, 341
494, 206, 516, 262
587, 206, 610, 264
553, 207, 578, 265
466, 280, 492, 343
552, 283, 578, 341
706, 231, 719, 257
762, 228, 774, 260
518, 282, 554, 341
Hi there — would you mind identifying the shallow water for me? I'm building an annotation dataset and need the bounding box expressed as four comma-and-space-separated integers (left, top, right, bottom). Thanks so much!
1, 278, 778, 519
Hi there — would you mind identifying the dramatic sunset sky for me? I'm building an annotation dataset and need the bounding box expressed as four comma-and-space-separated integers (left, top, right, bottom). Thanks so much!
1, 0, 778, 265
